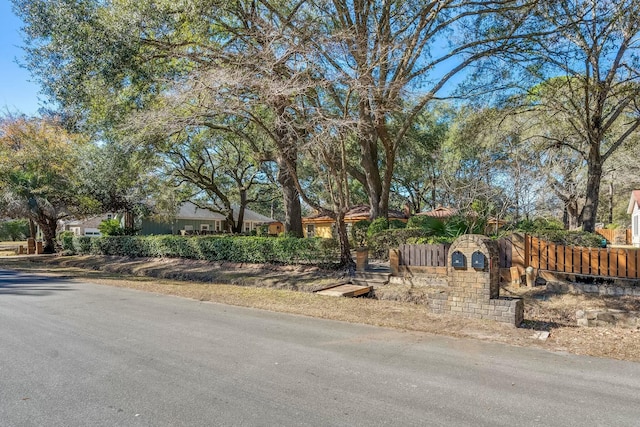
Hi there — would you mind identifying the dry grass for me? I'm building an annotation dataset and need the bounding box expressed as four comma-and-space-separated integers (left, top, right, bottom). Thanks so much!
1, 255, 639, 362
0, 241, 25, 257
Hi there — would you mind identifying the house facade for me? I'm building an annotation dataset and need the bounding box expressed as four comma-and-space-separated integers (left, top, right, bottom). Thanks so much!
301, 205, 409, 238
139, 202, 278, 235
627, 190, 640, 247
62, 213, 117, 236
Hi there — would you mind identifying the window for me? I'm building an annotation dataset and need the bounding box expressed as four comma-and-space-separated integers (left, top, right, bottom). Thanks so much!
215, 221, 221, 231
184, 225, 193, 231
306, 224, 315, 238
244, 222, 251, 232
200, 224, 210, 231
107, 214, 112, 220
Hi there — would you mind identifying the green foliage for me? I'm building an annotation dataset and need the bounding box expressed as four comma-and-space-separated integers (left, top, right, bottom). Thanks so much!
0, 219, 29, 241
406, 215, 435, 229
58, 231, 75, 251
350, 220, 370, 247
61, 235, 340, 265
405, 215, 475, 237
531, 230, 605, 248
98, 219, 123, 236
367, 218, 389, 239
513, 217, 564, 232
388, 219, 406, 230
256, 225, 269, 236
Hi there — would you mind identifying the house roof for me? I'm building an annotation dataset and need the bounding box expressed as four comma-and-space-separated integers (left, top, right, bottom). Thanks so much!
627, 190, 640, 214
415, 205, 459, 219
177, 202, 275, 223
302, 205, 408, 223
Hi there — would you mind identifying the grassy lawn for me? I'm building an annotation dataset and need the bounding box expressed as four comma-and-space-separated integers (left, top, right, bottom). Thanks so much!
0, 254, 639, 362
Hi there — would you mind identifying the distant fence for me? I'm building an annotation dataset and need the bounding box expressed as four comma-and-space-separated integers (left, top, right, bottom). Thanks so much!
595, 228, 631, 245
395, 234, 640, 281
397, 243, 449, 267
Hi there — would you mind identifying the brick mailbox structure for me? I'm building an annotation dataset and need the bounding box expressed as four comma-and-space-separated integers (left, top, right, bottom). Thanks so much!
443, 235, 523, 325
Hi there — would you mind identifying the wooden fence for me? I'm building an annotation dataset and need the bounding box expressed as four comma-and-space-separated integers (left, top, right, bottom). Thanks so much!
525, 235, 640, 279
595, 228, 632, 245
397, 243, 449, 267
396, 234, 640, 280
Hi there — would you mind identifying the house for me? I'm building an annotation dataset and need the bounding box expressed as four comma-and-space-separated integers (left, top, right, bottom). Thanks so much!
61, 213, 117, 236
139, 202, 278, 235
415, 205, 459, 219
627, 190, 640, 247
301, 205, 409, 238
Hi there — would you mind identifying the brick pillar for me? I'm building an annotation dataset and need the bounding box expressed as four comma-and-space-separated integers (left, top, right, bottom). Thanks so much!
356, 248, 368, 272
27, 238, 36, 255
389, 249, 399, 276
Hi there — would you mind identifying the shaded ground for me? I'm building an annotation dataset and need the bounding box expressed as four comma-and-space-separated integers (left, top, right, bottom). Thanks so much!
1, 255, 639, 362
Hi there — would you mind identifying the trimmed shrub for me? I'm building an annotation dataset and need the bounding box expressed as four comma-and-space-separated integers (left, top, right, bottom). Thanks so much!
367, 217, 389, 239
60, 234, 340, 265
58, 231, 75, 252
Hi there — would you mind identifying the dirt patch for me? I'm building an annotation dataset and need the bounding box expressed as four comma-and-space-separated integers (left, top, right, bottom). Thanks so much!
2, 255, 639, 362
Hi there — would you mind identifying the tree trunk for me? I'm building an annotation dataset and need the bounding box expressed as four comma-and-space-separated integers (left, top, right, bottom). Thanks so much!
236, 189, 246, 234
335, 215, 354, 269
124, 211, 134, 232
277, 154, 303, 237
581, 153, 603, 233
39, 218, 58, 254
28, 218, 36, 239
360, 135, 383, 220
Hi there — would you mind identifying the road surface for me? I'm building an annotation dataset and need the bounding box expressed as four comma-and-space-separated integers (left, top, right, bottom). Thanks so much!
1, 269, 639, 426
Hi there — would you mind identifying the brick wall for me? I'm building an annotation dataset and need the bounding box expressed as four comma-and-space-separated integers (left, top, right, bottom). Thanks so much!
389, 235, 524, 326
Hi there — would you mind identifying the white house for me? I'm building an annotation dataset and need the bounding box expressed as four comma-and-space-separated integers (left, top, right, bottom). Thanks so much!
627, 190, 640, 247
61, 213, 117, 236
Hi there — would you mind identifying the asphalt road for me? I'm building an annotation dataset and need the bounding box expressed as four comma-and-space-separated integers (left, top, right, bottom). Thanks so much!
1, 269, 640, 427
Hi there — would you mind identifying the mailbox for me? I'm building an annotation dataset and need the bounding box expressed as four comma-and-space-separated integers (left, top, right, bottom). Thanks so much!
451, 251, 466, 268
472, 251, 486, 269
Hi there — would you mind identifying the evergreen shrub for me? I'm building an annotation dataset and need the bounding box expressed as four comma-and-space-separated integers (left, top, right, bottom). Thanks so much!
60, 235, 339, 265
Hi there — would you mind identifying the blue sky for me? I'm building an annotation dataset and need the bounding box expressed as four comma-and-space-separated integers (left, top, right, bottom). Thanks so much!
1, 0, 42, 115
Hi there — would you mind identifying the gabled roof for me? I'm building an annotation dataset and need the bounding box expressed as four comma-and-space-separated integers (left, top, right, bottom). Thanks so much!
627, 190, 640, 214
177, 202, 275, 223
416, 205, 459, 219
303, 204, 408, 223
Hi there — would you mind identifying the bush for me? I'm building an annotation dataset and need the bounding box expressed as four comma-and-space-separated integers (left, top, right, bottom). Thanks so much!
367, 218, 389, 239
532, 229, 605, 247
58, 231, 75, 251
59, 235, 340, 265
513, 217, 564, 233
351, 220, 370, 247
389, 219, 406, 230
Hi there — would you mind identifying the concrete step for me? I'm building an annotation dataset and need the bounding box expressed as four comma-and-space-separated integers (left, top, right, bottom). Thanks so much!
353, 271, 391, 285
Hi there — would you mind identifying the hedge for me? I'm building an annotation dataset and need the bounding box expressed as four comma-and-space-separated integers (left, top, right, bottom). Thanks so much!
61, 235, 340, 265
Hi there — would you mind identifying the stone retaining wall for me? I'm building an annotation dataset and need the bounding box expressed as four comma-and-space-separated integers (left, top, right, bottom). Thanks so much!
576, 309, 640, 328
